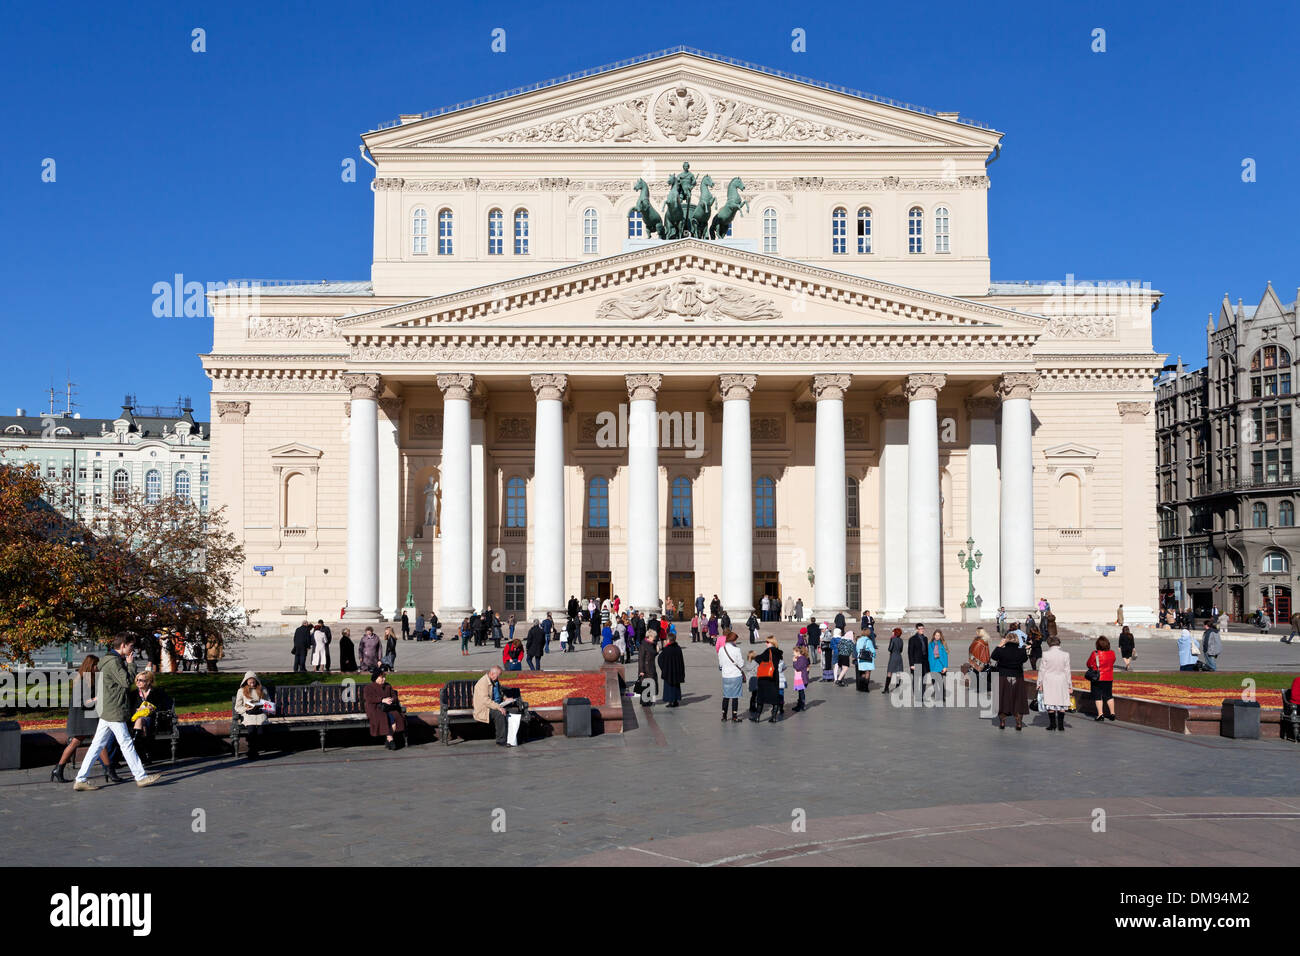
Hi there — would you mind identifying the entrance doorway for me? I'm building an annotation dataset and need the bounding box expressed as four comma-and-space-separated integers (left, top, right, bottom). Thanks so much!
753, 572, 780, 617
1230, 585, 1244, 622
668, 572, 694, 620
585, 571, 611, 604
1270, 585, 1292, 624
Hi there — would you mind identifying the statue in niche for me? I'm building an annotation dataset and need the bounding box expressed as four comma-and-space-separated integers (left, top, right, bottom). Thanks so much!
424, 477, 440, 532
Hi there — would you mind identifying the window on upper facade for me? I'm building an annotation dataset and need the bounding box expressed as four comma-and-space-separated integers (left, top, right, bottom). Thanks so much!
111, 469, 129, 502
145, 469, 161, 504
174, 470, 190, 499
582, 207, 599, 255
846, 475, 860, 529
1281, 501, 1295, 527
587, 477, 609, 528
908, 207, 924, 253
671, 476, 693, 528
934, 206, 950, 253
762, 207, 778, 254
513, 208, 529, 255
1253, 502, 1269, 527
505, 476, 526, 528
856, 207, 872, 254
438, 209, 453, 255
411, 207, 428, 255
627, 209, 644, 239
754, 476, 775, 528
831, 207, 847, 254
487, 209, 504, 255
1263, 550, 1290, 573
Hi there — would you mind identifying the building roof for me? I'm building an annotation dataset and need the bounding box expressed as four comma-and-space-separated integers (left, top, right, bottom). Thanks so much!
0, 410, 209, 441
212, 279, 373, 297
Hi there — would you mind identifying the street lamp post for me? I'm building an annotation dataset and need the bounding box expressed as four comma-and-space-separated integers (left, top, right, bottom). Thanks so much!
398, 537, 422, 611
957, 536, 983, 609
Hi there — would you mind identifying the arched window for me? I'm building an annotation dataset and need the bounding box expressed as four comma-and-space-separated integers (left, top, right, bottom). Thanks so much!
111, 469, 130, 502
831, 207, 847, 254
582, 207, 599, 254
1252, 502, 1268, 528
411, 207, 428, 255
487, 209, 504, 255
908, 206, 924, 254
762, 207, 778, 254
1250, 345, 1292, 398
513, 208, 529, 255
437, 208, 453, 255
754, 476, 775, 528
284, 472, 311, 527
845, 475, 859, 529
671, 476, 693, 528
627, 208, 644, 239
587, 477, 609, 528
1056, 473, 1082, 528
934, 206, 950, 253
505, 476, 526, 528
1263, 550, 1290, 574
856, 207, 872, 254
144, 469, 161, 504
1282, 501, 1295, 527
174, 470, 191, 499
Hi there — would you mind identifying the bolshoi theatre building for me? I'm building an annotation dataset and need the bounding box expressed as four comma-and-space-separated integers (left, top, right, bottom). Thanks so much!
202, 48, 1162, 627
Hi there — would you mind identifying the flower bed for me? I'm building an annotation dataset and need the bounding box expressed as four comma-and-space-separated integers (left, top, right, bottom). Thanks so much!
1070, 677, 1282, 709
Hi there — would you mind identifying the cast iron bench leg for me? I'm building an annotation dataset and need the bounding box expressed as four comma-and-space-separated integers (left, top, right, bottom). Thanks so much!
319, 728, 326, 751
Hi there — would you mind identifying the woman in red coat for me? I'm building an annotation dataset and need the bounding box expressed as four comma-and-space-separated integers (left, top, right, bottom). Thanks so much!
362, 668, 407, 750
1086, 636, 1118, 722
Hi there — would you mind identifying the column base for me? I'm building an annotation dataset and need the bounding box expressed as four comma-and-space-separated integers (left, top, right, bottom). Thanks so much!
437, 606, 475, 625
961, 605, 983, 623
1116, 605, 1158, 625
342, 606, 383, 624
903, 606, 949, 624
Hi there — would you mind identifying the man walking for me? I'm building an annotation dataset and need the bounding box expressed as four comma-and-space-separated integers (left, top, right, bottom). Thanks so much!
525, 619, 545, 671
291, 619, 312, 672
1201, 622, 1222, 671
907, 623, 931, 701
74, 634, 162, 790
401, 609, 410, 640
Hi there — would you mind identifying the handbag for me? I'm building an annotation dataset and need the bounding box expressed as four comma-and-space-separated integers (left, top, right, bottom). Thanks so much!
1084, 652, 1100, 682
757, 660, 774, 679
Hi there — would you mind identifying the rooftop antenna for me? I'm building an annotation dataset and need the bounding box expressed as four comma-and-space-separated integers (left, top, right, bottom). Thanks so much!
64, 370, 79, 417
47, 382, 57, 417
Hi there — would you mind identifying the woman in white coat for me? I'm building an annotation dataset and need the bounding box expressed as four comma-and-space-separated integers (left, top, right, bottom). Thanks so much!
1035, 634, 1072, 732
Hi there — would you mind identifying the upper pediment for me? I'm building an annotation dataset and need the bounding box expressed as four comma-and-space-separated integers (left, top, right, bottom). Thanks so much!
364, 50, 1002, 153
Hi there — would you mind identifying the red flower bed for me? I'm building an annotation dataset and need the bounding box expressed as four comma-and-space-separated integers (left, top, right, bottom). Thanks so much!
1069, 677, 1282, 709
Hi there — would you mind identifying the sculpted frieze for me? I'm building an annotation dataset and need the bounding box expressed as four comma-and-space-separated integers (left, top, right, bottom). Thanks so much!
247, 315, 340, 340
595, 277, 781, 322
1043, 313, 1118, 338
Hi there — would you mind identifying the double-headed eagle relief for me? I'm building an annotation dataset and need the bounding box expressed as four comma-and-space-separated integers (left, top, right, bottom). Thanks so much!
634, 161, 750, 241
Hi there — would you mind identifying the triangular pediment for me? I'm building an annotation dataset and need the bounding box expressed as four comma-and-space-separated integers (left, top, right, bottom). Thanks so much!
364, 50, 1001, 152
268, 442, 323, 460
339, 240, 1045, 336
1043, 442, 1100, 461
1254, 282, 1288, 322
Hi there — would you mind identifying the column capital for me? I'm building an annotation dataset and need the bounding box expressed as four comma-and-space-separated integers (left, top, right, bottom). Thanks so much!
904, 373, 946, 402
718, 373, 757, 401
875, 395, 908, 417
436, 373, 475, 401
342, 372, 382, 401
812, 374, 852, 401
1117, 400, 1152, 422
216, 400, 250, 423
995, 372, 1039, 401
378, 396, 403, 420
530, 373, 569, 402
965, 396, 1000, 418
625, 373, 663, 402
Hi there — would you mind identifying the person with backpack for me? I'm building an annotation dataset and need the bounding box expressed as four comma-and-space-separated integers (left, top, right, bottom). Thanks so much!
855, 627, 876, 692
834, 627, 855, 687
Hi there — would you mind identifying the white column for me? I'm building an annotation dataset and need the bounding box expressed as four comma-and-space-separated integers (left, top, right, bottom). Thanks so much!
1118, 401, 1158, 624
905, 373, 946, 618
877, 397, 909, 619
813, 374, 850, 619
378, 397, 401, 619
343, 373, 382, 621
720, 374, 756, 615
531, 374, 568, 617
626, 374, 662, 612
437, 374, 474, 620
470, 407, 486, 612
966, 397, 1000, 619
998, 373, 1038, 615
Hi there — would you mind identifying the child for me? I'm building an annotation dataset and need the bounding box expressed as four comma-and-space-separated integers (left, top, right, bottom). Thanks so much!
691, 613, 700, 643
559, 623, 569, 654
777, 655, 787, 717
792, 645, 810, 712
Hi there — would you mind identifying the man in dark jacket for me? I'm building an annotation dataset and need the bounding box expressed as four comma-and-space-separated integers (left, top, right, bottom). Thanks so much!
73, 634, 162, 790
632, 612, 646, 653
657, 633, 686, 707
807, 618, 821, 664
834, 611, 847, 633
401, 610, 410, 640
696, 594, 705, 617
525, 619, 546, 671
908, 623, 931, 702
637, 633, 659, 703
291, 620, 312, 672
710, 595, 722, 618
567, 595, 580, 621
745, 611, 759, 644
720, 610, 731, 633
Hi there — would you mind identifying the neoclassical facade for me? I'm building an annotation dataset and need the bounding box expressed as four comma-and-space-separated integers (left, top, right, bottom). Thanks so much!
202, 49, 1162, 625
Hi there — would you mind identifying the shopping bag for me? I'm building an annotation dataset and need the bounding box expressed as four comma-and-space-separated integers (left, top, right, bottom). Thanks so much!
507, 712, 522, 746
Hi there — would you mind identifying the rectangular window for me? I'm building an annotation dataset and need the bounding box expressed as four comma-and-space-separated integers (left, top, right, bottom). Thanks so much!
504, 574, 526, 613
1266, 448, 1279, 482
1284, 448, 1293, 481
1253, 450, 1263, 483
846, 573, 862, 612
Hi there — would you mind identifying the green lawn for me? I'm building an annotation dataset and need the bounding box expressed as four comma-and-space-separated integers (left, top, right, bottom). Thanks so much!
1111, 671, 1296, 691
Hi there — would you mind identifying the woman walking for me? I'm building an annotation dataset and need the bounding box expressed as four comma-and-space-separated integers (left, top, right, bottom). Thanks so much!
967, 627, 992, 695
459, 618, 471, 657
883, 627, 905, 694
657, 632, 686, 707
1036, 634, 1072, 731
383, 626, 398, 670
1086, 636, 1117, 722
991, 631, 1029, 730
854, 628, 876, 692
1025, 619, 1043, 672
718, 632, 745, 721
750, 636, 784, 722
51, 656, 118, 783
930, 629, 950, 702
1117, 626, 1136, 671
834, 628, 855, 687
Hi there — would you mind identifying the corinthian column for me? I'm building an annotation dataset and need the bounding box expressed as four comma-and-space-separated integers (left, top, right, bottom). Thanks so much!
965, 396, 1000, 620
813, 374, 851, 619
343, 373, 382, 621
626, 373, 663, 612
998, 372, 1039, 616
720, 374, 756, 615
905, 373, 946, 619
438, 373, 475, 621
531, 374, 568, 618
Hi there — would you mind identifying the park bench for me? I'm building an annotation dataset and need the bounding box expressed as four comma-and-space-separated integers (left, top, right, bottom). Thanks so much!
140, 704, 181, 765
230, 682, 406, 755
439, 679, 528, 745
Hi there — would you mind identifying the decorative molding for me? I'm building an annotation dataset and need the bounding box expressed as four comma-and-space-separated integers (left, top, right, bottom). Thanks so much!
996, 372, 1040, 401
905, 373, 947, 402
751, 416, 786, 443
484, 97, 652, 144
965, 396, 1000, 417
496, 415, 535, 441
718, 373, 756, 401
436, 373, 475, 401
817, 176, 989, 191
410, 409, 443, 440
626, 373, 664, 402
1044, 313, 1118, 339
1035, 371, 1151, 392
792, 400, 816, 423
875, 395, 908, 416
248, 315, 340, 339
216, 401, 250, 423
709, 97, 878, 144
1118, 401, 1153, 422
530, 373, 569, 401
210, 373, 344, 393
595, 276, 781, 322
341, 372, 382, 401
812, 373, 852, 401
845, 416, 868, 442
654, 86, 708, 142
378, 397, 403, 419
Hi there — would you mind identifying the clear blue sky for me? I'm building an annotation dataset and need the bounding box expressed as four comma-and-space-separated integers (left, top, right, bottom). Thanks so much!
2, 0, 1296, 417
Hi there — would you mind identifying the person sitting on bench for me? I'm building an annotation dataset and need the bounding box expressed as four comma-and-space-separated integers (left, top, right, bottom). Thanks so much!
363, 667, 407, 750
129, 670, 173, 760
473, 665, 526, 747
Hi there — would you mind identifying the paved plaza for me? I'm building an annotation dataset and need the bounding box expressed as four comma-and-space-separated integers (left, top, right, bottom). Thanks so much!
2, 635, 1297, 866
